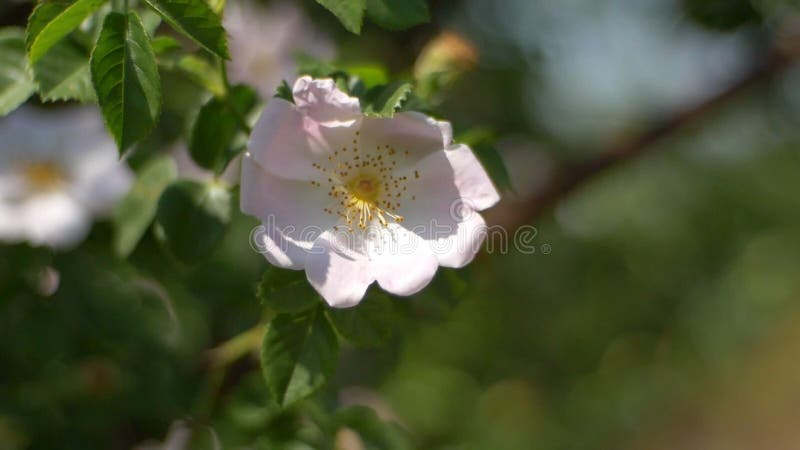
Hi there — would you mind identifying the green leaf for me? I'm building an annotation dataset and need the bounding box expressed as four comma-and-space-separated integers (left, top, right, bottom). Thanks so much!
334, 406, 413, 450
207, 0, 226, 15
296, 53, 339, 78
261, 308, 339, 408
151, 36, 181, 55
32, 39, 95, 103
274, 79, 294, 103
189, 84, 259, 174
112, 156, 177, 258
366, 0, 429, 30
26, 0, 107, 64
315, 0, 366, 34
141, 0, 229, 59
257, 266, 320, 314
326, 291, 394, 347
154, 179, 232, 263
363, 81, 412, 117
90, 11, 161, 153
0, 28, 36, 116
158, 53, 225, 96
346, 64, 389, 90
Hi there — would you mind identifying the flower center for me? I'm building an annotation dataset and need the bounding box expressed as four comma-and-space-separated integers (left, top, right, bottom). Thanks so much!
310, 131, 419, 231
24, 162, 64, 191
349, 176, 380, 203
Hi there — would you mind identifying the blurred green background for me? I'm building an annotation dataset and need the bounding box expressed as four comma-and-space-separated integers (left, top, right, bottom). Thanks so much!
3, 0, 800, 448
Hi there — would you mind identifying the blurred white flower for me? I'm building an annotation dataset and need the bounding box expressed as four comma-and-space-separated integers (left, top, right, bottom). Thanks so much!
242, 77, 500, 307
0, 107, 133, 249
224, 0, 334, 98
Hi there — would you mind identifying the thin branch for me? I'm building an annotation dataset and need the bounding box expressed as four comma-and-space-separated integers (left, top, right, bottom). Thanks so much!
505, 51, 792, 229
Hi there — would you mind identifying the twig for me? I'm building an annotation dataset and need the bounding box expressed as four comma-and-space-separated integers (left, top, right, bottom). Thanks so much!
506, 51, 792, 229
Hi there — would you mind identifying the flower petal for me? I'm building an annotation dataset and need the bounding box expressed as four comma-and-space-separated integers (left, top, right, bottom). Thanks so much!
292, 76, 361, 125
73, 163, 133, 216
19, 192, 90, 249
397, 150, 462, 235
399, 144, 500, 240
358, 112, 452, 167
425, 208, 488, 268
445, 144, 501, 211
370, 224, 438, 296
253, 223, 311, 270
248, 97, 360, 181
240, 154, 330, 240
306, 230, 375, 308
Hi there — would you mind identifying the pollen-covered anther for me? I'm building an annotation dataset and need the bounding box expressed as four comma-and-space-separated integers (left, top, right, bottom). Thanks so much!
310, 133, 417, 230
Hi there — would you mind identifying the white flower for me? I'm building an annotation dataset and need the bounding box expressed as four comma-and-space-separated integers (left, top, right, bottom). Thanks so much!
224, 0, 334, 98
241, 77, 500, 307
0, 107, 133, 249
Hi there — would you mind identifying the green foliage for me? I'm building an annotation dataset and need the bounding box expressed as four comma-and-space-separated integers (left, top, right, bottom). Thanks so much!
314, 0, 366, 34
158, 53, 225, 97
26, 0, 106, 64
260, 308, 339, 408
189, 84, 259, 174
314, 0, 429, 33
142, 0, 229, 59
684, 0, 761, 30
90, 11, 161, 153
257, 266, 320, 314
362, 81, 412, 117
150, 35, 181, 54
274, 80, 294, 103
334, 406, 413, 450
0, 28, 35, 117
155, 179, 232, 263
326, 290, 395, 347
346, 64, 389, 90
296, 53, 340, 78
366, 0, 429, 30
32, 39, 95, 103
113, 156, 177, 258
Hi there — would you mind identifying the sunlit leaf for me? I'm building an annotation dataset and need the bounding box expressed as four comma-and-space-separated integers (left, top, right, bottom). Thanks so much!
158, 53, 225, 97
150, 35, 181, 54
26, 0, 107, 64
113, 156, 177, 258
0, 28, 35, 116
32, 39, 95, 103
362, 81, 412, 117
142, 0, 229, 59
315, 0, 366, 34
90, 11, 161, 153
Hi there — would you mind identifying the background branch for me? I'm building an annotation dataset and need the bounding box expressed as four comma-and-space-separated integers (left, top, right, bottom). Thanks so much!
500, 49, 793, 230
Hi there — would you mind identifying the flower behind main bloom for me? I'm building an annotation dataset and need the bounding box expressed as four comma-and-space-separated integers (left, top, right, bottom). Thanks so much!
0, 107, 133, 249
241, 77, 500, 307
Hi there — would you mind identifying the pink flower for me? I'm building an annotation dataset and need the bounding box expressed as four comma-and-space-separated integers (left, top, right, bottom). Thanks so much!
241, 77, 499, 307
